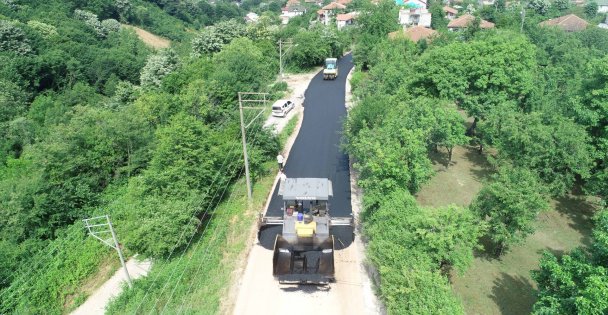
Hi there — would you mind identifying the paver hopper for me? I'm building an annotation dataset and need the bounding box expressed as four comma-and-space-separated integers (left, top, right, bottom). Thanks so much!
260, 178, 352, 284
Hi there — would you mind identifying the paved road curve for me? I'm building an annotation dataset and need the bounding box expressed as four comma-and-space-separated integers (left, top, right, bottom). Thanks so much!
259, 54, 354, 250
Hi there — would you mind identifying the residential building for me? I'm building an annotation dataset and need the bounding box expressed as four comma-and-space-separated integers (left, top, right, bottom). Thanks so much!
447, 13, 495, 30
336, 12, 358, 29
398, 7, 432, 27
395, 0, 427, 7
539, 14, 589, 32
318, 2, 346, 25
388, 25, 438, 42
443, 6, 458, 20
280, 2, 307, 24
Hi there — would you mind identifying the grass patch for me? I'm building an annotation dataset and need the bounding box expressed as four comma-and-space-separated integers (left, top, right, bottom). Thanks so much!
64, 253, 120, 313
415, 145, 597, 315
278, 114, 299, 147
106, 166, 276, 314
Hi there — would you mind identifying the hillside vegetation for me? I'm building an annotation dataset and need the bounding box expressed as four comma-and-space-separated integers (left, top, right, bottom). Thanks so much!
0, 0, 355, 313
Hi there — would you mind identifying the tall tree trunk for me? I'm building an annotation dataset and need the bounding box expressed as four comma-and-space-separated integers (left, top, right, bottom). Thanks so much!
448, 146, 453, 166
466, 116, 479, 136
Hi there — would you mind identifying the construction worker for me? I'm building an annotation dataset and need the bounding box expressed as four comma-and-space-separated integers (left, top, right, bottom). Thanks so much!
277, 153, 284, 171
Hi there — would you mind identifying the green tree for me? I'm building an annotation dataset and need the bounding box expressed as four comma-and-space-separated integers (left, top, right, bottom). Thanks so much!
209, 37, 276, 106
140, 49, 179, 89
191, 26, 223, 57
553, 0, 570, 11
528, 0, 551, 15
350, 123, 433, 195
412, 32, 536, 121
430, 0, 448, 30
585, 1, 598, 18
432, 105, 469, 164
368, 189, 484, 273
593, 210, 608, 264
0, 20, 32, 55
532, 250, 608, 315
365, 190, 467, 314
290, 28, 331, 69
483, 111, 593, 195
471, 167, 549, 255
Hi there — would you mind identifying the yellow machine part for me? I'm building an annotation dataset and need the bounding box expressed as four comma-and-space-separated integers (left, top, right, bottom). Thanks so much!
295, 221, 316, 237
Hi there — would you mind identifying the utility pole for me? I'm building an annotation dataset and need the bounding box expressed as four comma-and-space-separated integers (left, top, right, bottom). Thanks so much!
278, 39, 294, 80
83, 215, 132, 288
238, 92, 269, 201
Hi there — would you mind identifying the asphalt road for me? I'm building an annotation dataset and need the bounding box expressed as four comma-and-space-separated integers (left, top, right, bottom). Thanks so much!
258, 55, 354, 250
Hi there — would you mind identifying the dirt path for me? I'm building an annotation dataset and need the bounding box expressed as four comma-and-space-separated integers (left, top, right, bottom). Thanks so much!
70, 257, 151, 315
228, 66, 380, 315
122, 25, 170, 49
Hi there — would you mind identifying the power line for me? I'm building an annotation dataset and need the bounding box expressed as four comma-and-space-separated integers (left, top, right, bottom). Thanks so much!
160, 113, 267, 314
0, 231, 82, 311
133, 109, 264, 313
133, 128, 246, 313
152, 111, 267, 314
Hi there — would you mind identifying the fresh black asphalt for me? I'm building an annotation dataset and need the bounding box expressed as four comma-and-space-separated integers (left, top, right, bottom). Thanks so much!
258, 54, 354, 250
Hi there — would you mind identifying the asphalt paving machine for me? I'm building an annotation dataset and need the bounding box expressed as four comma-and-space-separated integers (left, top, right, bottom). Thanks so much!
259, 178, 353, 284
323, 58, 338, 80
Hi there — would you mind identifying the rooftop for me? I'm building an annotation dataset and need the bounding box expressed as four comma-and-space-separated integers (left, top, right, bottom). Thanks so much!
321, 2, 347, 10
388, 25, 438, 42
337, 12, 357, 21
539, 14, 589, 32
443, 5, 458, 14
447, 14, 495, 29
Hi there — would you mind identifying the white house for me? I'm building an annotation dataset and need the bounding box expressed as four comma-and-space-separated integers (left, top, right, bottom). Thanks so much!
336, 12, 358, 29
280, 4, 306, 24
318, 2, 346, 25
598, 0, 608, 13
398, 7, 432, 28
443, 6, 458, 20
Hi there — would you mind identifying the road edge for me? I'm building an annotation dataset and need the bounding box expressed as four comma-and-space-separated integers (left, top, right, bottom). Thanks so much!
345, 66, 385, 315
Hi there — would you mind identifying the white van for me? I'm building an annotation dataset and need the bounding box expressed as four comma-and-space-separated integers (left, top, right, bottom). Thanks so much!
271, 99, 295, 117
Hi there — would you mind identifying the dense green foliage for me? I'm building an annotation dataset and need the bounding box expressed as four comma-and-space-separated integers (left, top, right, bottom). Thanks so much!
532, 209, 608, 315
349, 0, 608, 313
471, 167, 549, 254
0, 0, 299, 312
